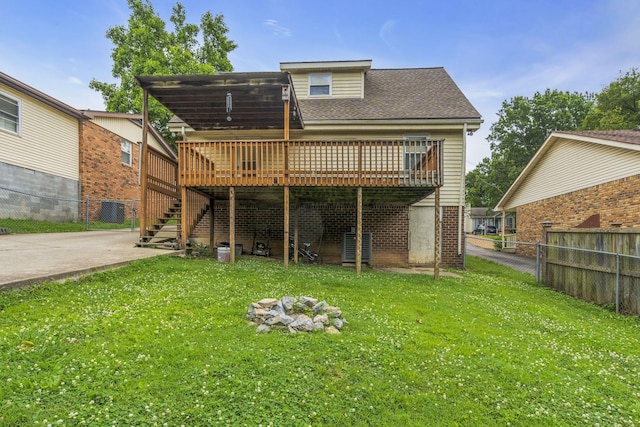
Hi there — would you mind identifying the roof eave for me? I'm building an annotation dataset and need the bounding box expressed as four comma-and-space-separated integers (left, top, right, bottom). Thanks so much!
0, 72, 89, 120
495, 130, 640, 211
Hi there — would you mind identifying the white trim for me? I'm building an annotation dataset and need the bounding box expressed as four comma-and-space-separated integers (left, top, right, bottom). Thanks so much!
0, 90, 21, 135
495, 131, 640, 211
308, 73, 332, 97
121, 138, 132, 166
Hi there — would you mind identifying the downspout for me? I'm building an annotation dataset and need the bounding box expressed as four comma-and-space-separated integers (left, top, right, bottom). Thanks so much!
459, 123, 468, 262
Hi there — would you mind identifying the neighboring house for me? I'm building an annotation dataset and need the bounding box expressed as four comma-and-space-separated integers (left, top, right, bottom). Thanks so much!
465, 207, 515, 233
80, 111, 176, 220
137, 59, 482, 268
0, 71, 88, 221
495, 129, 640, 255
0, 71, 174, 224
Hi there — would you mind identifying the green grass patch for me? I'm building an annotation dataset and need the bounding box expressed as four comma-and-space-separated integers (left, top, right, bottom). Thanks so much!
1, 256, 639, 426
0, 218, 135, 234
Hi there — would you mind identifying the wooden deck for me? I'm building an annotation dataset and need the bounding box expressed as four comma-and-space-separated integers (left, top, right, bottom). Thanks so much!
178, 139, 442, 188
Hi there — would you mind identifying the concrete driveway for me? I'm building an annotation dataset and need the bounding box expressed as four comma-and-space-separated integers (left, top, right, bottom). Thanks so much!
466, 236, 537, 276
0, 230, 169, 290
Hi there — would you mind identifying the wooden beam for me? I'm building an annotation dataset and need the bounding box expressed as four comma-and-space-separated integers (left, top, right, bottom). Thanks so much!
284, 186, 289, 268
209, 198, 215, 255
140, 88, 149, 239
434, 186, 441, 281
181, 186, 188, 248
356, 186, 363, 275
230, 187, 236, 264
294, 203, 299, 264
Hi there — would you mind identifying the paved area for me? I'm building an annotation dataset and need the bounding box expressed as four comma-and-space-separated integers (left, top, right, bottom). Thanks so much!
466, 236, 536, 275
0, 230, 169, 290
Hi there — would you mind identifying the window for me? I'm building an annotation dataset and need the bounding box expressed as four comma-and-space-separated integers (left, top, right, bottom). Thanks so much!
403, 135, 430, 170
121, 139, 132, 166
0, 91, 20, 134
309, 73, 331, 96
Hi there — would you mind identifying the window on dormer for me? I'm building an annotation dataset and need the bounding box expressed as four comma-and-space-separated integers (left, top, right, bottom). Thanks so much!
309, 73, 331, 96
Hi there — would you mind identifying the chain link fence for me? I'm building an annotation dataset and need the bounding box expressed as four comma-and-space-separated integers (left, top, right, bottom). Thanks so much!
486, 234, 640, 316
536, 243, 640, 316
0, 186, 139, 233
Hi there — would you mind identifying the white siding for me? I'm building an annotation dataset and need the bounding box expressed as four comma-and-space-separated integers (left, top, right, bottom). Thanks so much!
505, 139, 640, 209
0, 83, 79, 180
90, 116, 167, 154
291, 71, 364, 99
412, 132, 464, 207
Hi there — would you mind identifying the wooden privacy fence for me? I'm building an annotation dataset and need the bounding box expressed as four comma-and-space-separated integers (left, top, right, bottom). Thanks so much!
541, 229, 640, 315
178, 139, 442, 188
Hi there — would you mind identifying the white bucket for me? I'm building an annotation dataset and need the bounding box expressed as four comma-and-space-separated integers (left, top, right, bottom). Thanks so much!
217, 246, 231, 262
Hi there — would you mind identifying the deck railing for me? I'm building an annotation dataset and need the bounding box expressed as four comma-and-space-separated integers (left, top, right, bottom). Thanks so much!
178, 139, 442, 188
141, 146, 179, 238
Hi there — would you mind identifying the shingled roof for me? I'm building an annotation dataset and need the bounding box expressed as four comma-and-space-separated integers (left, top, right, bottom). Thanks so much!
555, 129, 640, 146
299, 67, 481, 122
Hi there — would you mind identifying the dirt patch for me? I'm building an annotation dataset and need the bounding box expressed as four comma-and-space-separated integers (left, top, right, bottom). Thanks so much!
375, 267, 462, 278
466, 235, 496, 250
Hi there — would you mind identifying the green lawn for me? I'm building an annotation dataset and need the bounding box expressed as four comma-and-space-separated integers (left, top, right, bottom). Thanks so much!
1, 256, 639, 426
0, 218, 135, 234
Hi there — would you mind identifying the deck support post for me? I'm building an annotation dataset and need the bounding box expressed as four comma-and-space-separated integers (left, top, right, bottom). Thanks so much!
209, 198, 215, 254
140, 88, 149, 239
180, 186, 188, 248
293, 203, 299, 264
356, 186, 363, 275
229, 187, 235, 264
284, 186, 290, 268
434, 186, 441, 281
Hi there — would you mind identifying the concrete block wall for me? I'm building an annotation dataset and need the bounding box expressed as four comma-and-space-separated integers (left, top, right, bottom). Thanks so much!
0, 161, 79, 221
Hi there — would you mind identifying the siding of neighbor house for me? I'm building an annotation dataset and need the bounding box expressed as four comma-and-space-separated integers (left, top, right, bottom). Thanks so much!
290, 71, 365, 99
89, 115, 169, 154
515, 174, 640, 256
503, 139, 640, 210
79, 121, 142, 220
0, 83, 79, 181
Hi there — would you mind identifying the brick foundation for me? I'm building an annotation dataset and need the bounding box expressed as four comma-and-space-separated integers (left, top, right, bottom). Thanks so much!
515, 174, 640, 256
191, 202, 464, 268
442, 206, 464, 268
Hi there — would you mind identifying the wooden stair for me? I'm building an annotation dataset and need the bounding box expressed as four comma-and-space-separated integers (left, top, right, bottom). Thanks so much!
137, 202, 182, 250
137, 201, 210, 250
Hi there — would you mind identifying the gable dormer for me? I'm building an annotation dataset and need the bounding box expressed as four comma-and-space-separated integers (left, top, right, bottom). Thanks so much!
280, 60, 371, 100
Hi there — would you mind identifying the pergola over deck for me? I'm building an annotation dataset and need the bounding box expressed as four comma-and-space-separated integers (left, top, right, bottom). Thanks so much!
136, 72, 444, 276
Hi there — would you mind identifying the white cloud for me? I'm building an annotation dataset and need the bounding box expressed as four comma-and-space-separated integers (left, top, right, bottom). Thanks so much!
264, 19, 292, 37
378, 20, 397, 48
67, 76, 83, 85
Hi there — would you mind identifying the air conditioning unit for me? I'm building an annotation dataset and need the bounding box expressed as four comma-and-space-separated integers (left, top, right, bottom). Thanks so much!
342, 232, 372, 263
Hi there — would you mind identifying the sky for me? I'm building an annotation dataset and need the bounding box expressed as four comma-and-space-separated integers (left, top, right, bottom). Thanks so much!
1, 0, 639, 171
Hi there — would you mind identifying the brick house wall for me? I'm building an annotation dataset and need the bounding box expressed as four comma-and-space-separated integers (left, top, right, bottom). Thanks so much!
191, 201, 464, 268
515, 174, 640, 256
442, 206, 464, 268
79, 121, 140, 220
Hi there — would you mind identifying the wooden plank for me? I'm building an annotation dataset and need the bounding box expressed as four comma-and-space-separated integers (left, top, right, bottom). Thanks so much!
284, 186, 289, 268
434, 186, 441, 281
230, 187, 235, 264
356, 187, 362, 275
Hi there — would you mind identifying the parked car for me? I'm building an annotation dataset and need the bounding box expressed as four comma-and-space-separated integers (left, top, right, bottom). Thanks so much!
472, 225, 497, 235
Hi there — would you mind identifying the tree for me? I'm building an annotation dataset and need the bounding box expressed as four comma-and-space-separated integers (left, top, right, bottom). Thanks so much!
581, 68, 640, 130
90, 0, 237, 145
466, 89, 593, 208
